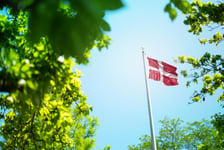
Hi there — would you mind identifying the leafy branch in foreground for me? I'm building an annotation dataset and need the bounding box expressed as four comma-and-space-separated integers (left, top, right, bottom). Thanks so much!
164, 0, 191, 21
0, 0, 123, 64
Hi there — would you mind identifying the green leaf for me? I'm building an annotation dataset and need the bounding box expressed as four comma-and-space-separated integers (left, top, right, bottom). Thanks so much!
164, 3, 171, 12
169, 8, 177, 21
99, 0, 124, 10
18, 0, 34, 9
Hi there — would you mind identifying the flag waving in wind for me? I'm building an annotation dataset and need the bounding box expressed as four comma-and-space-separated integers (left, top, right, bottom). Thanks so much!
147, 57, 178, 86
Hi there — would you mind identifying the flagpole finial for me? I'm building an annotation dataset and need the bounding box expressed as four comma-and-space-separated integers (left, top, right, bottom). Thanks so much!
141, 47, 145, 55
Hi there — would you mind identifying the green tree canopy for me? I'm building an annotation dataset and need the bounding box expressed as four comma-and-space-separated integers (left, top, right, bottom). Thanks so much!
0, 10, 99, 149
128, 117, 218, 150
0, 0, 123, 149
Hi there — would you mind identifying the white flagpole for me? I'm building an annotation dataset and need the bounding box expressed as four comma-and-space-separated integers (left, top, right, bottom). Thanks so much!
142, 48, 157, 150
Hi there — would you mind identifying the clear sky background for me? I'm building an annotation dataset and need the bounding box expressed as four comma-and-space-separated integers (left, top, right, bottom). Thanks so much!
77, 0, 223, 149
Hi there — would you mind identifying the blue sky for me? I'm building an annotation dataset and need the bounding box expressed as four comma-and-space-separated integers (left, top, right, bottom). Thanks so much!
77, 0, 223, 149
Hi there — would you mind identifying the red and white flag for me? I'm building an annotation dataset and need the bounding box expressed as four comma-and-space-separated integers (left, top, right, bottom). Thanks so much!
147, 57, 178, 86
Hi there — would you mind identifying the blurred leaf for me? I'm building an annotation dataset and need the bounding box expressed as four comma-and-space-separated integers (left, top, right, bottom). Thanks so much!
164, 3, 171, 12
169, 8, 177, 21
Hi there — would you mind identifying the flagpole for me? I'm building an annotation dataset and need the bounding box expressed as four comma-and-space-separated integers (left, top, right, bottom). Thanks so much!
142, 48, 157, 150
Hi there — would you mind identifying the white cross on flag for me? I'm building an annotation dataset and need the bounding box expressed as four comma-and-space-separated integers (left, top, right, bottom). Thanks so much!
147, 57, 178, 86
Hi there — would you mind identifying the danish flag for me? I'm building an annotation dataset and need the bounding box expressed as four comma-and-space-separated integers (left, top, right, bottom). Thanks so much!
147, 57, 178, 86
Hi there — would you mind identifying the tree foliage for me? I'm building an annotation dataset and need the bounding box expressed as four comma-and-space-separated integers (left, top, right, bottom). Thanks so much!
157, 118, 184, 149
0, 0, 123, 107
128, 117, 219, 150
0, 0, 123, 64
164, 0, 191, 21
0, 0, 123, 149
0, 10, 98, 149
166, 0, 224, 148
173, 0, 224, 104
